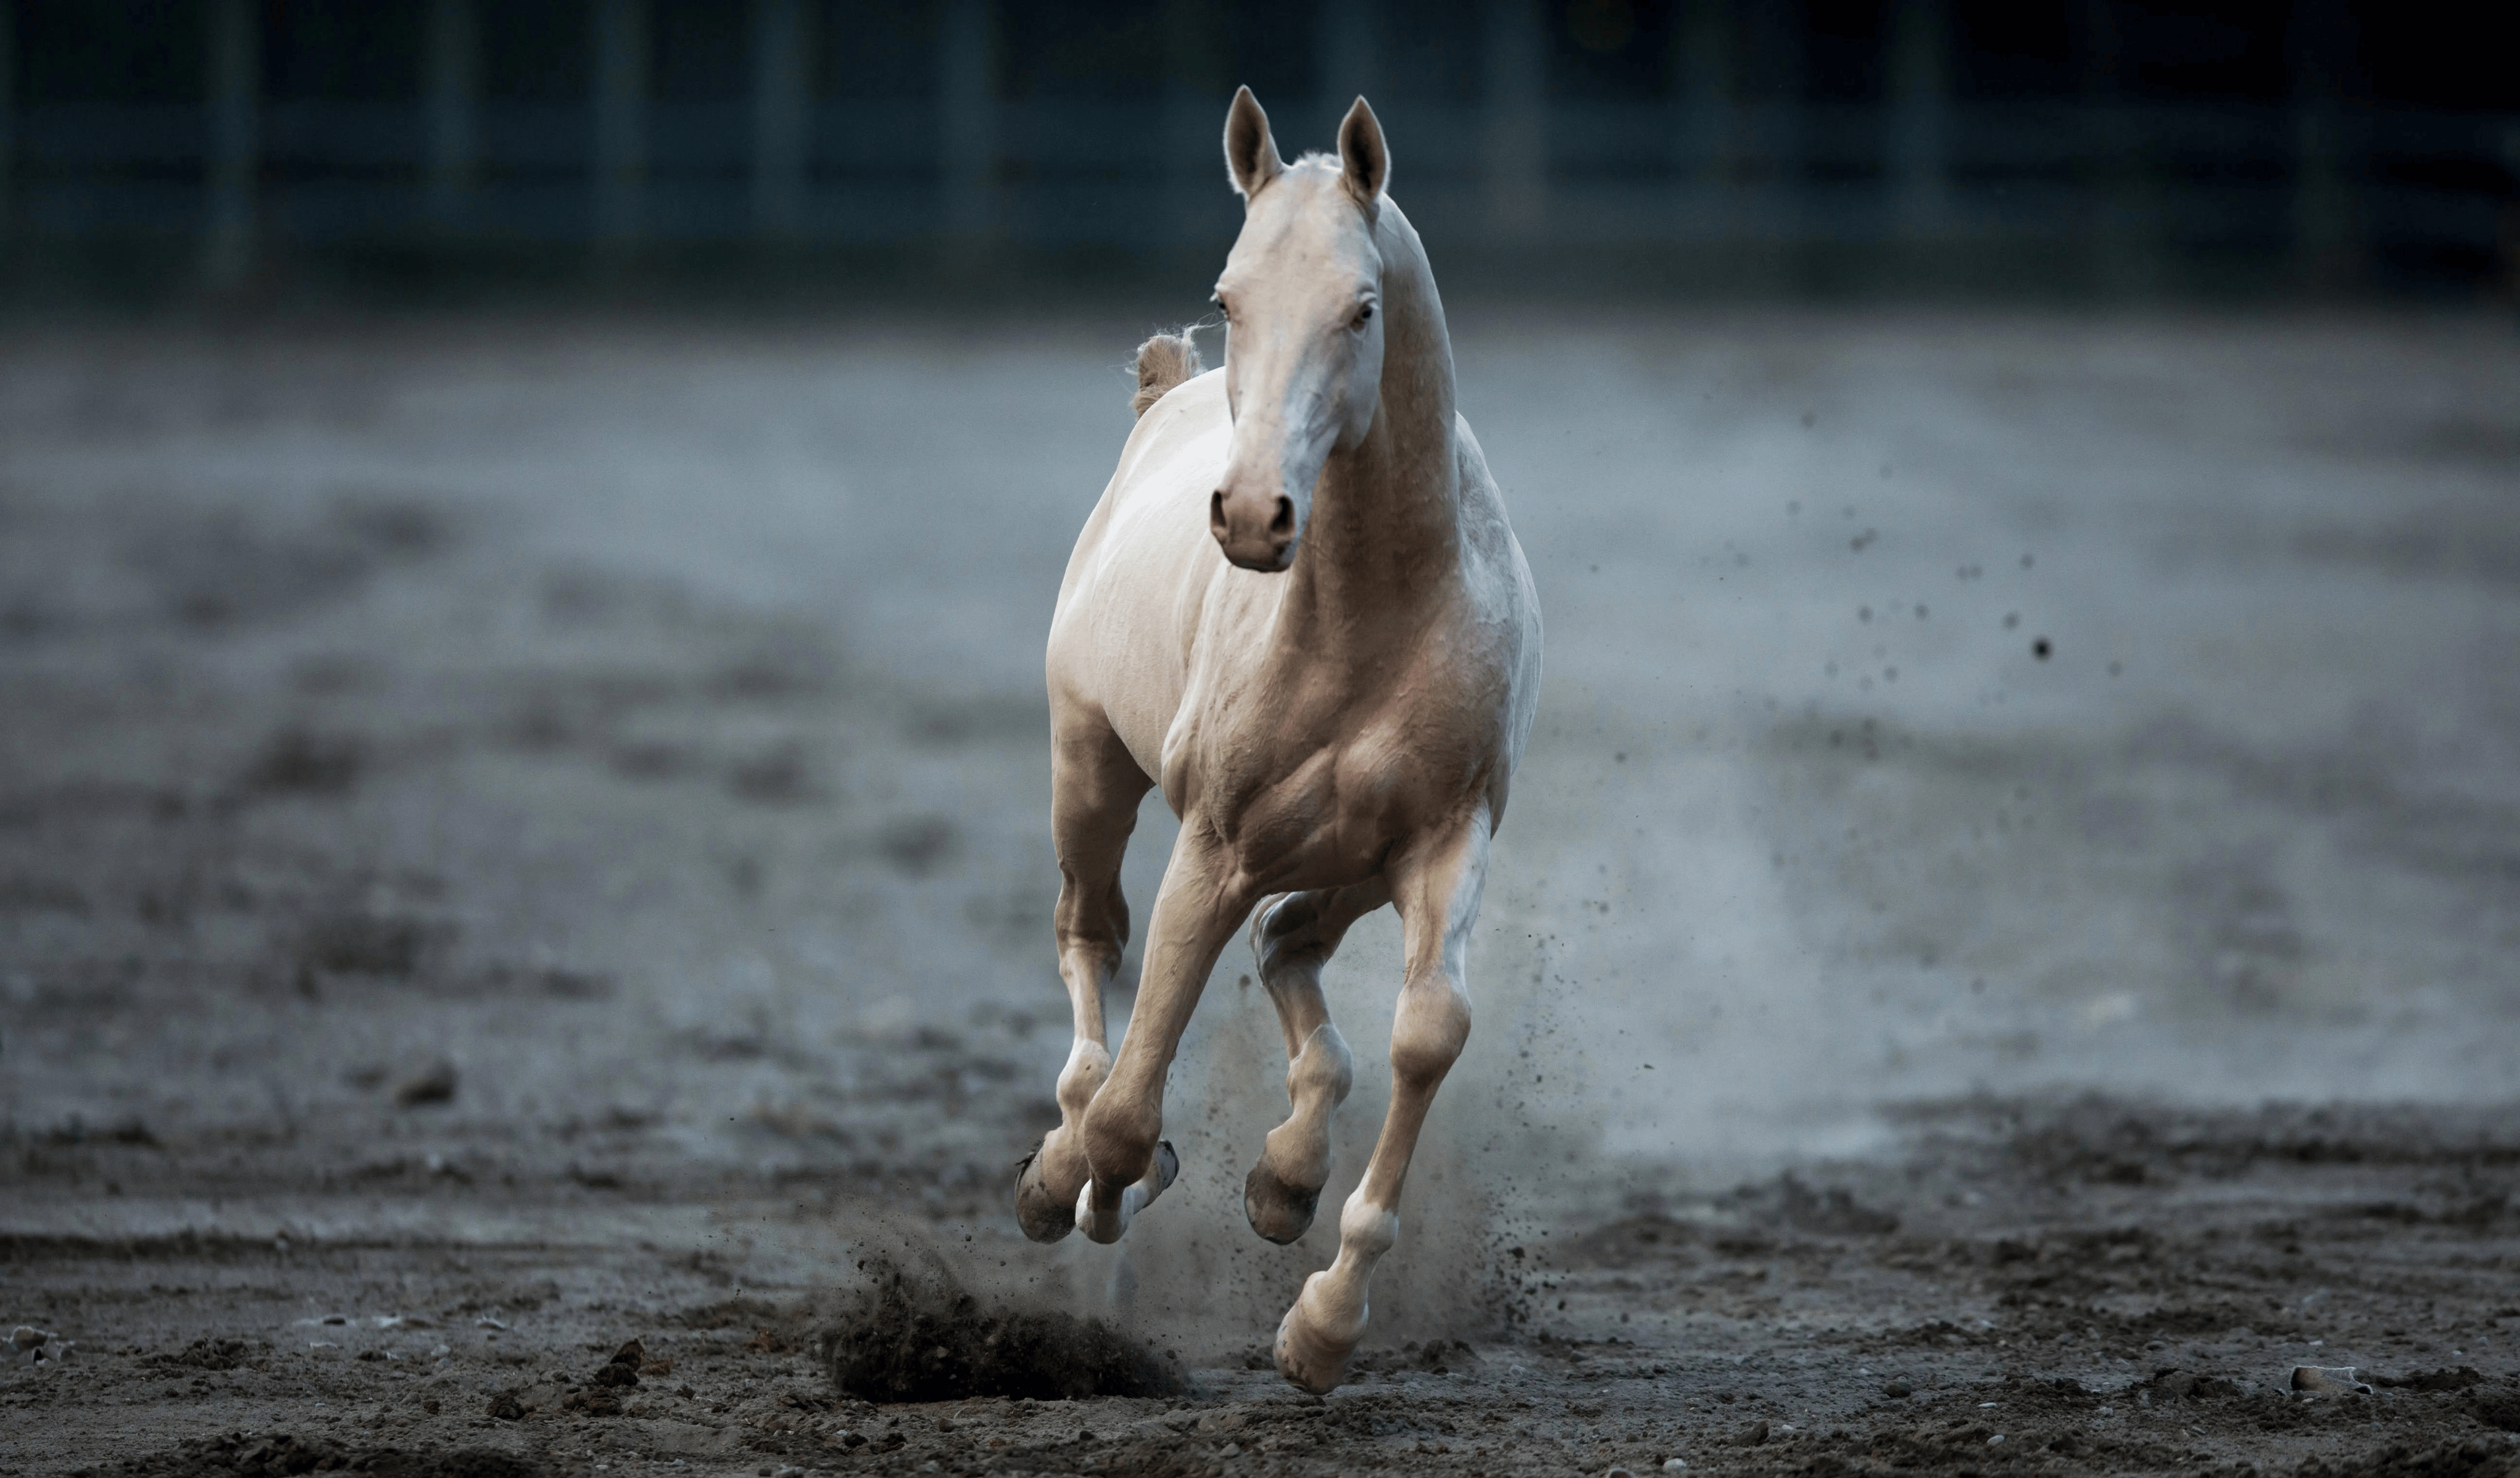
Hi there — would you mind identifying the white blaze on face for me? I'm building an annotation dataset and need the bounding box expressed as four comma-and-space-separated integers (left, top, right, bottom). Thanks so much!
1209, 100, 1389, 574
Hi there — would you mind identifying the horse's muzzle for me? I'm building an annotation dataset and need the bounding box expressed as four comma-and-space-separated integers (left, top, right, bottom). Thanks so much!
1211, 488, 1298, 572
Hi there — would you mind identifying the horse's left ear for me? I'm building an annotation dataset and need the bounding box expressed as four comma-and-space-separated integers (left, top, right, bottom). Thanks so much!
1337, 97, 1388, 211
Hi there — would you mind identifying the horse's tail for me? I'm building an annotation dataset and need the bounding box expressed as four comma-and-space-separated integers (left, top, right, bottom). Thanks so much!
1129, 331, 1205, 417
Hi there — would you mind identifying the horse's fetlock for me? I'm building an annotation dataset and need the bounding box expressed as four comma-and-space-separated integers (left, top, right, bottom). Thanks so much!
1287, 1023, 1354, 1103
1054, 1040, 1112, 1114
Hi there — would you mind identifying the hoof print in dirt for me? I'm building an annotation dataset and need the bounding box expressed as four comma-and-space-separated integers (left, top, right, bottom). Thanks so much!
2143, 1368, 2246, 1401
1349, 1338, 1481, 1376
826, 1262, 1182, 1403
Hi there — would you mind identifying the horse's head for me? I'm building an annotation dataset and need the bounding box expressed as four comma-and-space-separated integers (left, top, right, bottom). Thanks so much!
1207, 86, 1390, 574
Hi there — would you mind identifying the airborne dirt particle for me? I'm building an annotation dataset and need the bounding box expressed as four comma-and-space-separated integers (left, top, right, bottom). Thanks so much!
824, 1263, 1184, 1403
393, 1059, 460, 1108
241, 728, 365, 797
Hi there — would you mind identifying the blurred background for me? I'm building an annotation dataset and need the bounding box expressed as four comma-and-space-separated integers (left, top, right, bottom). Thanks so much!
4, 0, 2520, 1395
1, 0, 2515, 306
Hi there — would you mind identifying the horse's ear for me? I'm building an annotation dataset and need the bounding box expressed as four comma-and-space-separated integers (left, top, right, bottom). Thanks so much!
1223, 85, 1284, 201
1337, 97, 1388, 209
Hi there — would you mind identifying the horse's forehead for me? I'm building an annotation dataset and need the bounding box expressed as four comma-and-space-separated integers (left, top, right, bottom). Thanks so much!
1229, 167, 1376, 287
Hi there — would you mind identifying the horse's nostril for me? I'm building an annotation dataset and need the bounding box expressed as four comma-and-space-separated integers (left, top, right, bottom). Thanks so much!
1209, 491, 1229, 533
1268, 497, 1294, 536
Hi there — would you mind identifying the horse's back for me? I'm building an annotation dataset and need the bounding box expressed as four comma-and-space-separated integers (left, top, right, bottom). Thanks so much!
1048, 368, 1236, 777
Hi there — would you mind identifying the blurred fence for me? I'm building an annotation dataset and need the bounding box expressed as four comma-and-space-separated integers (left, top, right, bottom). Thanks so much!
0, 0, 2513, 296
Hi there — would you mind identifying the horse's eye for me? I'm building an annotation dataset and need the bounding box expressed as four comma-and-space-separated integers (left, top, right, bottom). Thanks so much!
1351, 303, 1374, 330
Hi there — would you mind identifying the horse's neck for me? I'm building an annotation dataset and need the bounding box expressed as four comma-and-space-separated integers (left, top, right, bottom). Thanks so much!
1283, 213, 1459, 652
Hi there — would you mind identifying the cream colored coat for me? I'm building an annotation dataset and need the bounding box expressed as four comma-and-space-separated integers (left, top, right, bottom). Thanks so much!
1014, 88, 1542, 1395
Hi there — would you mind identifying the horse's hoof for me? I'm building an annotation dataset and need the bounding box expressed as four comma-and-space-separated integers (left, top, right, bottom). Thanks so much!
1075, 1140, 1180, 1245
1243, 1157, 1320, 1245
1013, 1141, 1075, 1244
1273, 1296, 1352, 1395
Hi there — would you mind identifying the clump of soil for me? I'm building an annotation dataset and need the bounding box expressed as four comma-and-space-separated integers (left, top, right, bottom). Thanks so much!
824, 1263, 1184, 1403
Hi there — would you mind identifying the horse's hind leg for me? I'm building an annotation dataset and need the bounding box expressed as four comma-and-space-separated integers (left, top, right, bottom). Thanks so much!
1243, 881, 1388, 1244
1275, 814, 1489, 1395
1014, 716, 1153, 1243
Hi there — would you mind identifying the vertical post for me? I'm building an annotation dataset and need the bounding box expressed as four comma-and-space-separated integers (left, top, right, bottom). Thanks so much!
2078, 0, 2158, 297
425, 0, 480, 231
1673, 0, 1737, 244
938, 0, 994, 258
753, 0, 810, 246
204, 0, 258, 290
1736, 0, 1803, 268
1162, 0, 1222, 249
1, 0, 16, 241
1888, 0, 1951, 240
1483, 0, 1544, 240
1317, 1, 1379, 141
2288, 0, 2358, 294
591, 0, 647, 255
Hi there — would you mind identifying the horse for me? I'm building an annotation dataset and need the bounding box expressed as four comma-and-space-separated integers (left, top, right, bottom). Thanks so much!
1014, 86, 1543, 1395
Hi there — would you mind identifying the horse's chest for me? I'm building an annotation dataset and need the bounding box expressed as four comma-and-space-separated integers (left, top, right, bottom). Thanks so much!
1171, 687, 1479, 887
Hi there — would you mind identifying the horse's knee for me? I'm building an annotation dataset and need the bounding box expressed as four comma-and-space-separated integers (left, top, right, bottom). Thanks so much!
1389, 972, 1470, 1090
1081, 1088, 1161, 1186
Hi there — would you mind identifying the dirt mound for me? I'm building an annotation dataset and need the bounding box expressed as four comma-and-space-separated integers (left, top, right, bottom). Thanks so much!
145, 1338, 270, 1372
2469, 1383, 2520, 1433
80, 1433, 541, 1478
2299, 1437, 2520, 1478
824, 1263, 1184, 1403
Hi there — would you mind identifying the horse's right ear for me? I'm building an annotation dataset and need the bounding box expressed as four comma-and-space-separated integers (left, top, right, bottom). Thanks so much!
1222, 85, 1284, 202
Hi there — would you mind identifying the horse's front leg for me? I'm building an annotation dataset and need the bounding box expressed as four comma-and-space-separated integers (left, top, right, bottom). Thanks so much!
1275, 811, 1489, 1393
1076, 824, 1252, 1244
1016, 719, 1150, 1243
1242, 880, 1387, 1244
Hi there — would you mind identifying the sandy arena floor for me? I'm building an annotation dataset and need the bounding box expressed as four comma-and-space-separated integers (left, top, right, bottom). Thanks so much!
2, 306, 2518, 1476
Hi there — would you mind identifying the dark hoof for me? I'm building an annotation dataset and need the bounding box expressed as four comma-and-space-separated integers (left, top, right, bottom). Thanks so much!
1243, 1158, 1320, 1245
1014, 1142, 1075, 1244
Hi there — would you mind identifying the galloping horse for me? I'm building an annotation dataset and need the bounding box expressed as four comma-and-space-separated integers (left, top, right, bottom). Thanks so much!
1016, 86, 1543, 1395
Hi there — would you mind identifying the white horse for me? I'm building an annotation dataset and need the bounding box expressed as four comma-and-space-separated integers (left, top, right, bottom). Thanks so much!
1016, 86, 1543, 1395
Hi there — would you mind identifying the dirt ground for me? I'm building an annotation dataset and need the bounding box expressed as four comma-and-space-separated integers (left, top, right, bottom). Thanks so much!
4, 308, 2518, 1477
